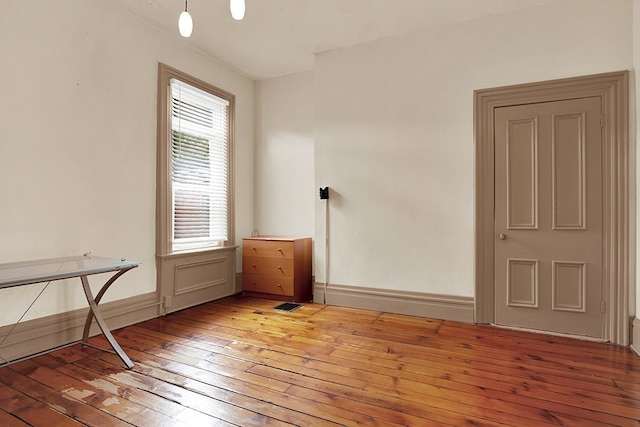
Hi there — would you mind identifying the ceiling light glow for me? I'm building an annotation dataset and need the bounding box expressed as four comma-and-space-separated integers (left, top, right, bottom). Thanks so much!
230, 0, 245, 20
178, 1, 193, 37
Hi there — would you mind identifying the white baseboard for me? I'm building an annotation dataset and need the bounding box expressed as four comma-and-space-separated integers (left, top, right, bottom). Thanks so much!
632, 317, 640, 357
313, 282, 474, 323
0, 292, 160, 364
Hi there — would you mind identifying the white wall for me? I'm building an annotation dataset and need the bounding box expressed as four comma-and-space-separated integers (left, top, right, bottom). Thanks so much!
312, 0, 633, 298
0, 0, 254, 325
254, 72, 315, 239
4, 0, 635, 330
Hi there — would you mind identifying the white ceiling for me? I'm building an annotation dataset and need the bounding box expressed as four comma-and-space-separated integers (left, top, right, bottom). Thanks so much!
107, 0, 556, 80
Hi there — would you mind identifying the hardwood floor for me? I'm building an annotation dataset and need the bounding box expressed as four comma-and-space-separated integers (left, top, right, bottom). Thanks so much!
1, 296, 639, 426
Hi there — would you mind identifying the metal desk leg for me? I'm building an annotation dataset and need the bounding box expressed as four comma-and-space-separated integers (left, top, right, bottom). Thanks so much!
81, 269, 129, 342
80, 273, 134, 369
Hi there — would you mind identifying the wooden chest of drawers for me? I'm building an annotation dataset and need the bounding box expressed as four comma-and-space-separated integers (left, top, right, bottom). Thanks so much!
242, 236, 312, 302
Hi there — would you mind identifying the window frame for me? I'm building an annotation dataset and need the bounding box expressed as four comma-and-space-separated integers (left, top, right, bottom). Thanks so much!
156, 63, 235, 256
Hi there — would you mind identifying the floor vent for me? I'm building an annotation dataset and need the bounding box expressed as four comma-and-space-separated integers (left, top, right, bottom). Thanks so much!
273, 302, 303, 312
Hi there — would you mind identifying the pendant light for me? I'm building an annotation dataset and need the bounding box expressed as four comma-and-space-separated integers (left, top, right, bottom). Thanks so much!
178, 0, 193, 37
230, 0, 245, 20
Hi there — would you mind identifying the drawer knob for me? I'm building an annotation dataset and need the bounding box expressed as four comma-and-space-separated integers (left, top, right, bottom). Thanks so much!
277, 266, 283, 270
252, 264, 256, 268
252, 247, 257, 251
277, 248, 283, 252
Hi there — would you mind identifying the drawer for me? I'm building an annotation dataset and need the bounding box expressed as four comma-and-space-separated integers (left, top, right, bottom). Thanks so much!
242, 273, 294, 296
243, 257, 294, 277
242, 239, 294, 259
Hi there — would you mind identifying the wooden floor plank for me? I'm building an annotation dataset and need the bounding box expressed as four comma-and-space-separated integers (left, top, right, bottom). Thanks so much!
0, 367, 130, 427
0, 383, 84, 426
1, 296, 639, 426
75, 350, 304, 427
18, 362, 194, 427
247, 363, 512, 427
327, 341, 640, 407
55, 362, 224, 427
0, 407, 31, 427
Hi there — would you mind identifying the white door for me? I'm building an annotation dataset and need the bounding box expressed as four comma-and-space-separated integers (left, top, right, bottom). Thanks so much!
494, 96, 603, 338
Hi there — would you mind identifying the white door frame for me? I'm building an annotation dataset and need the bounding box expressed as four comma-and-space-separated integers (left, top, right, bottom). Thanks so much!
474, 71, 629, 345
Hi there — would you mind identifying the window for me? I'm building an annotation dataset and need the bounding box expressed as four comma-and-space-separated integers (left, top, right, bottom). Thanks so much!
157, 64, 235, 254
170, 79, 229, 250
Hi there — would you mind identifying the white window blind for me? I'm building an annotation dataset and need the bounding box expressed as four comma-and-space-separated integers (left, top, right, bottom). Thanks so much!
170, 78, 229, 251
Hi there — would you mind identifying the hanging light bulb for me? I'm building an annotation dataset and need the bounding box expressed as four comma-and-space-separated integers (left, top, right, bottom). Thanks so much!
178, 0, 193, 37
230, 0, 245, 20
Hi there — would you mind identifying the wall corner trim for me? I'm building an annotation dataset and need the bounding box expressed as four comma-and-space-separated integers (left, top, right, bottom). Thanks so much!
632, 317, 640, 357
313, 283, 474, 323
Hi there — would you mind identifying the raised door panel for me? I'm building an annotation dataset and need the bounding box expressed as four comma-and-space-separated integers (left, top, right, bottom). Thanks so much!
507, 258, 538, 308
552, 113, 587, 230
552, 261, 586, 312
506, 118, 538, 230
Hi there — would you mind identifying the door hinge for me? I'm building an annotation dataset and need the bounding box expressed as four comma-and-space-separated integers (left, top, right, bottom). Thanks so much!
600, 115, 604, 128
600, 300, 606, 313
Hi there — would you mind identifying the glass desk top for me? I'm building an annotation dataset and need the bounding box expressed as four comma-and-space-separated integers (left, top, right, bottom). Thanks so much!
0, 255, 140, 289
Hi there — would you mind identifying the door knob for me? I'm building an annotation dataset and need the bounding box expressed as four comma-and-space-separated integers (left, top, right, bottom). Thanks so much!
499, 233, 507, 240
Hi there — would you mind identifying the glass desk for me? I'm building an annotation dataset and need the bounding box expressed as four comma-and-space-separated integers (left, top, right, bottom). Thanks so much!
0, 254, 140, 369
